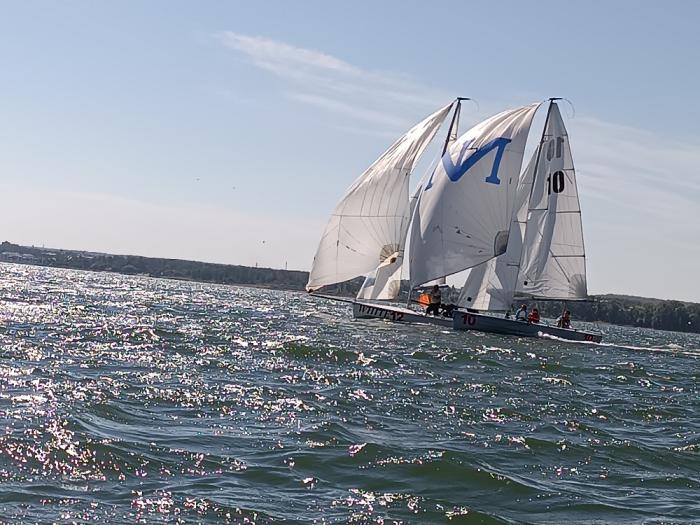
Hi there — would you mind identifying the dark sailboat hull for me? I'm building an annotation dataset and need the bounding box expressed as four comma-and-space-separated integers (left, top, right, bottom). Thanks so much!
452, 310, 602, 342
322, 297, 603, 343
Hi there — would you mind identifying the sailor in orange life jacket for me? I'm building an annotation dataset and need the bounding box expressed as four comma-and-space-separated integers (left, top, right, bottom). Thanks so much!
426, 285, 442, 316
528, 307, 540, 324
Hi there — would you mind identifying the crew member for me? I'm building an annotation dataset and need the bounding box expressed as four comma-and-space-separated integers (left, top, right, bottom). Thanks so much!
557, 310, 571, 329
426, 285, 442, 316
515, 304, 528, 321
528, 307, 540, 324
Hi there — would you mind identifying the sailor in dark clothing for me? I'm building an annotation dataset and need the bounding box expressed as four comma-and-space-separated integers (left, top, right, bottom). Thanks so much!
557, 310, 571, 329
441, 303, 456, 317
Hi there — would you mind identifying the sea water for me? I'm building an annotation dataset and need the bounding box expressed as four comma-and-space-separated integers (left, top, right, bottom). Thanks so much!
0, 263, 698, 524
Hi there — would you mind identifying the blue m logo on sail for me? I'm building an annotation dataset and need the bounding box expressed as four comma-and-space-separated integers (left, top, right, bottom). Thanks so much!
425, 137, 511, 190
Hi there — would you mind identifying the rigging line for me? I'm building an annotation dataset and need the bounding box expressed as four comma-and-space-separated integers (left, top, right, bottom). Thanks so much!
560, 98, 576, 120
463, 97, 479, 113
387, 172, 411, 243
372, 170, 404, 247
339, 221, 382, 258
365, 171, 393, 246
550, 247, 574, 283
358, 217, 391, 256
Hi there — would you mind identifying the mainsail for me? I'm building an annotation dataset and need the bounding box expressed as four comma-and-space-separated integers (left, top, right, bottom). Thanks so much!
517, 102, 588, 300
408, 103, 540, 288
306, 102, 454, 297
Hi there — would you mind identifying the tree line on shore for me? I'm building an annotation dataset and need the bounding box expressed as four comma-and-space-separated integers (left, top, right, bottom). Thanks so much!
1, 241, 698, 334
528, 297, 698, 334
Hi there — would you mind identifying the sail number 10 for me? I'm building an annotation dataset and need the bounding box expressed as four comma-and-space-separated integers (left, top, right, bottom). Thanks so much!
547, 171, 565, 195
545, 136, 566, 195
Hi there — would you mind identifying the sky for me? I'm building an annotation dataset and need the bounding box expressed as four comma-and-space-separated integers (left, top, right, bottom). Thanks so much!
1, 0, 699, 302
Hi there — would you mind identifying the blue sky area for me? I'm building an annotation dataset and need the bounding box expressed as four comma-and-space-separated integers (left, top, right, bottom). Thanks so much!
1, 1, 698, 301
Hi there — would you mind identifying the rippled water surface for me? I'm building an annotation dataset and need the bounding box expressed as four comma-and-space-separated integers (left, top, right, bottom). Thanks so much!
0, 263, 698, 524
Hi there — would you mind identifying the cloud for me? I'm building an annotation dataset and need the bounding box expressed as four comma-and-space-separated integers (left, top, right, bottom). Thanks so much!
286, 92, 407, 128
570, 116, 700, 224
558, 115, 700, 301
218, 32, 369, 80
217, 31, 450, 131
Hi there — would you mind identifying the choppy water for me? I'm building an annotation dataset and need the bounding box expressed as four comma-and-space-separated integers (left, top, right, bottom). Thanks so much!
0, 263, 698, 524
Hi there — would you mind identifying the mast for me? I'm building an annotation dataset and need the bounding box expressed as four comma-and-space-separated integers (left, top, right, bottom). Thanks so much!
441, 97, 469, 156
526, 98, 560, 208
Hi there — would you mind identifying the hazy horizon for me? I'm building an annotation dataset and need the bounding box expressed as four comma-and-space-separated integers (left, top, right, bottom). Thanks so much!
2, 238, 697, 305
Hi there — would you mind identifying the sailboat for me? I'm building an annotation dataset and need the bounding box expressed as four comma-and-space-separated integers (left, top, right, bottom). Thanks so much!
453, 99, 601, 342
307, 98, 602, 343
306, 98, 470, 327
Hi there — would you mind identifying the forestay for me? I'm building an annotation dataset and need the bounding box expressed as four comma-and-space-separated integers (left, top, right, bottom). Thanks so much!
306, 103, 454, 297
408, 103, 540, 288
517, 102, 588, 300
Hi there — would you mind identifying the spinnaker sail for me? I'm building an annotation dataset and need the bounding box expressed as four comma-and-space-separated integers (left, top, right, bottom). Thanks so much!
306, 102, 454, 297
457, 153, 536, 311
408, 103, 540, 288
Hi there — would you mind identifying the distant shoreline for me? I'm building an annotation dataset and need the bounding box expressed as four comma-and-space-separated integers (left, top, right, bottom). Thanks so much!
1, 241, 698, 334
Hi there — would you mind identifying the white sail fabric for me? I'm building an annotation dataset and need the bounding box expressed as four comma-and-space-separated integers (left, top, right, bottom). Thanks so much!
457, 153, 537, 310
307, 103, 454, 296
428, 102, 462, 288
408, 103, 540, 287
357, 148, 447, 300
355, 251, 404, 299
517, 103, 588, 300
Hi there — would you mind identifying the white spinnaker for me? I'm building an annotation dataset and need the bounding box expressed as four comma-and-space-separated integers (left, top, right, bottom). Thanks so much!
457, 153, 537, 310
356, 151, 443, 300
408, 103, 540, 288
517, 102, 588, 300
357, 100, 466, 298
307, 102, 454, 295
412, 104, 464, 291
